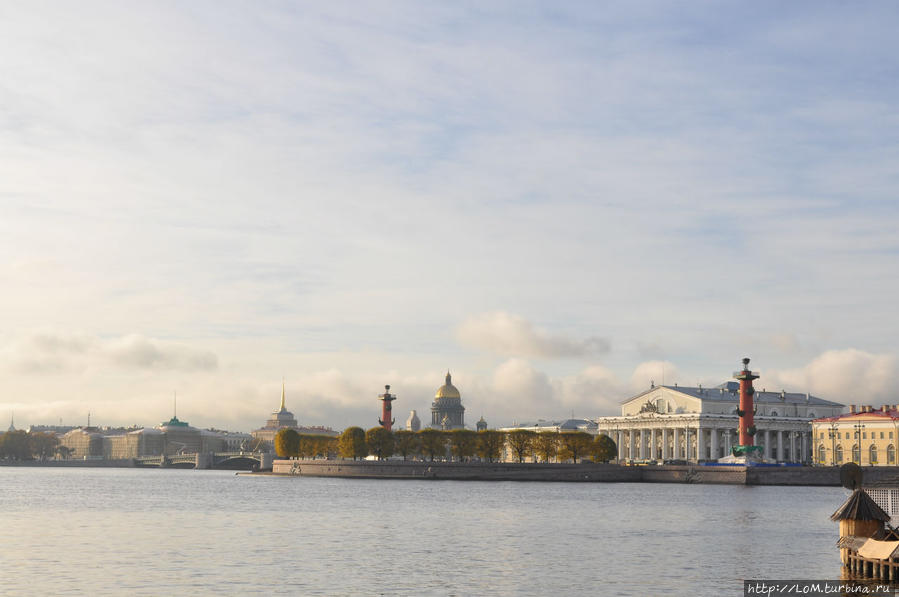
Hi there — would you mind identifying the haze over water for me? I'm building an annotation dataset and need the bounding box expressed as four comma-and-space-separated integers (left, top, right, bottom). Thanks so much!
1, 468, 845, 596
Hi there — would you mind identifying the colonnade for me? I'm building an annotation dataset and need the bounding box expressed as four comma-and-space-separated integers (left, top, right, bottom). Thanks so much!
606, 426, 812, 463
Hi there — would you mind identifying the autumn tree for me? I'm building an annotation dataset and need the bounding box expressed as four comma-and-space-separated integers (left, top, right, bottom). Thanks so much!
558, 432, 593, 463
592, 433, 617, 463
274, 428, 300, 458
0, 430, 32, 460
417, 429, 446, 461
448, 429, 477, 462
507, 430, 536, 463
394, 430, 419, 461
535, 432, 559, 463
30, 432, 58, 461
476, 430, 504, 462
365, 427, 395, 460
338, 427, 368, 460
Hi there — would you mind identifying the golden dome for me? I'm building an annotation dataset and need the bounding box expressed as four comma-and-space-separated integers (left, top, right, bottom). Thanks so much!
435, 371, 461, 399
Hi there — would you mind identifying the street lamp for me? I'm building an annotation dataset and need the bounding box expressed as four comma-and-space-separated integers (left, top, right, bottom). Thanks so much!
828, 422, 839, 466
853, 423, 866, 465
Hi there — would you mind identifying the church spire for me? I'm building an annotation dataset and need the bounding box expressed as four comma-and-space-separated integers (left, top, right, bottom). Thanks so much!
279, 378, 286, 411
446, 370, 452, 385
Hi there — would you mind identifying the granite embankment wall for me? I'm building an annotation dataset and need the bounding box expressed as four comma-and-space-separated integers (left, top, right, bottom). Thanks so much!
0, 459, 135, 468
273, 459, 891, 485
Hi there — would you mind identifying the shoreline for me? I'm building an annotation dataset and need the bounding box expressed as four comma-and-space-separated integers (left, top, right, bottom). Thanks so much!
267, 458, 888, 485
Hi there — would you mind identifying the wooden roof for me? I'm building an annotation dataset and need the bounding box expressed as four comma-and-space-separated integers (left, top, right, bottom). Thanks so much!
831, 489, 891, 522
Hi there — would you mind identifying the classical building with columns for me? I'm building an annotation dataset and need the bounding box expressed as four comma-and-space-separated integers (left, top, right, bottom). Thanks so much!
595, 381, 843, 463
812, 404, 899, 466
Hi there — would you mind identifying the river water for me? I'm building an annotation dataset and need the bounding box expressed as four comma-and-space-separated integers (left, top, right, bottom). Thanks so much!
0, 467, 848, 596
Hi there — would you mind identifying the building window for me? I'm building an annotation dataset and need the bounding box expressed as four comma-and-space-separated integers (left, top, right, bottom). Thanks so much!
817, 444, 826, 464
852, 445, 861, 463
846, 432, 850, 439
870, 444, 878, 464
863, 432, 867, 440
770, 411, 777, 417
881, 432, 885, 439
889, 445, 896, 465
836, 445, 844, 464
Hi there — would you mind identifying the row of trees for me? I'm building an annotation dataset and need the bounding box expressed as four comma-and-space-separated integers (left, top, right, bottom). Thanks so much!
274, 427, 617, 463
273, 431, 339, 460
0, 431, 68, 461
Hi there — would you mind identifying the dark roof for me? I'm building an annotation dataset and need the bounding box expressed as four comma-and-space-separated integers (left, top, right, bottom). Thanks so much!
831, 489, 891, 522
623, 381, 842, 407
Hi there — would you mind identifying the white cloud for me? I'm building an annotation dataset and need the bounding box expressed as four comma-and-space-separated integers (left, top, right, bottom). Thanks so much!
766, 349, 896, 404
456, 312, 609, 358
630, 360, 680, 392
3, 332, 218, 374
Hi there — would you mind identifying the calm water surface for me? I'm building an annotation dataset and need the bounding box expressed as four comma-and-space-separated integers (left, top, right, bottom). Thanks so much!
0, 467, 847, 596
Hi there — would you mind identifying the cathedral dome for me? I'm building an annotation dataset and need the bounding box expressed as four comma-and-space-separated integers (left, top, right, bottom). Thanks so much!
435, 371, 461, 400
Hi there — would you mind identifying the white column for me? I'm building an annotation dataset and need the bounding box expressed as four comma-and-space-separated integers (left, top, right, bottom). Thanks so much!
629, 430, 635, 461
724, 430, 731, 456
710, 427, 719, 460
617, 431, 624, 461
661, 428, 669, 460
673, 428, 681, 459
696, 427, 703, 461
650, 428, 657, 460
764, 430, 772, 460
777, 430, 784, 462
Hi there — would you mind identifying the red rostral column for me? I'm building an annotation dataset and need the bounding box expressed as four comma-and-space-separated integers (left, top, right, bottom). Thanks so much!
378, 385, 396, 431
735, 357, 760, 447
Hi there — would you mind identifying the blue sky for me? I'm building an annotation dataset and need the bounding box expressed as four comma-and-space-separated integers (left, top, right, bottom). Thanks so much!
1, 2, 898, 431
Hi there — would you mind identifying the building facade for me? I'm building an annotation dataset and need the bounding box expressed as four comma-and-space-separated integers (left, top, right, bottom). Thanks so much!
431, 372, 465, 429
595, 381, 843, 463
812, 405, 899, 466
251, 381, 337, 449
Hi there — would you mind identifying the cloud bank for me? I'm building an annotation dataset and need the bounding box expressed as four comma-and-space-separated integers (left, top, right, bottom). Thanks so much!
456, 312, 610, 358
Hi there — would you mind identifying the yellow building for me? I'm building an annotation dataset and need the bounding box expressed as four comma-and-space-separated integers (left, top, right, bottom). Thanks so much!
812, 404, 899, 466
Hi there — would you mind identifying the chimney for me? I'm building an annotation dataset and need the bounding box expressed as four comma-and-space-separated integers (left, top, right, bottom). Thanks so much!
850, 405, 857, 414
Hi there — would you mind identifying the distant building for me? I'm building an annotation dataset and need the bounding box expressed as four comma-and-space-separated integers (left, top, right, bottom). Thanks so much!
501, 419, 598, 434
476, 416, 488, 432
103, 428, 165, 459
60, 428, 105, 459
595, 379, 843, 463
431, 371, 465, 430
27, 425, 76, 436
812, 404, 899, 466
406, 410, 421, 432
251, 381, 337, 449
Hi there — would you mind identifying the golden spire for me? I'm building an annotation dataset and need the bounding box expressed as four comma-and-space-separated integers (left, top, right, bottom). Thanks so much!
280, 378, 286, 411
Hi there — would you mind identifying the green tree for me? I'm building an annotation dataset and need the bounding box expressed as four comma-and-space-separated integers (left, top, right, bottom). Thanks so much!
558, 432, 593, 463
274, 428, 300, 458
535, 432, 559, 463
507, 430, 536, 463
592, 433, 617, 463
338, 427, 367, 460
476, 430, 504, 462
449, 429, 477, 462
417, 429, 446, 461
30, 432, 58, 461
0, 430, 32, 460
56, 445, 74, 460
365, 427, 395, 460
394, 430, 419, 460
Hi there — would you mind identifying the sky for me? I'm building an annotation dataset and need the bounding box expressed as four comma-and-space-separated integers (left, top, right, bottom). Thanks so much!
1, 2, 898, 432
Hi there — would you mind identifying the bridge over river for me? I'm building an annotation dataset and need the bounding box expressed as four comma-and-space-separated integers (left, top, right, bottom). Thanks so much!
135, 451, 273, 470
